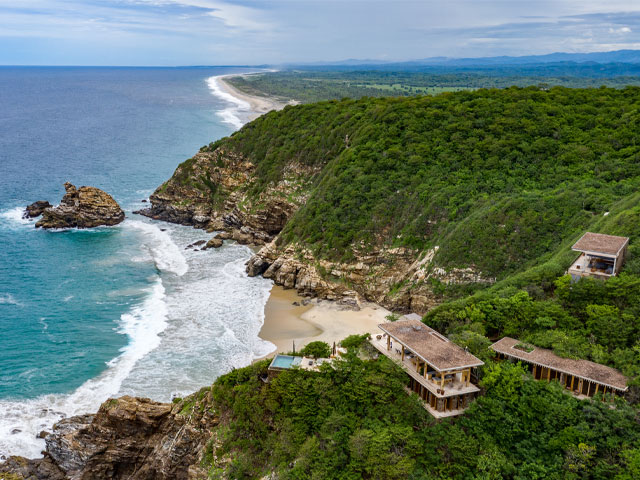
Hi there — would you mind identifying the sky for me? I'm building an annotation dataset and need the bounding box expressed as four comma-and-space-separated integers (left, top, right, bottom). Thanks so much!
1, 1, 639, 66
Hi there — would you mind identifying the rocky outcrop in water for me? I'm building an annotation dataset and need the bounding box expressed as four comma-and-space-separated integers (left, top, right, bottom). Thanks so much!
23, 201, 52, 219
35, 183, 125, 229
0, 395, 217, 480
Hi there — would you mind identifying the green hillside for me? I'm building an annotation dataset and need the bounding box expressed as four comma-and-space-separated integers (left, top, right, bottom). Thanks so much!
205, 86, 640, 275
157, 86, 640, 479
200, 343, 640, 479
179, 86, 640, 379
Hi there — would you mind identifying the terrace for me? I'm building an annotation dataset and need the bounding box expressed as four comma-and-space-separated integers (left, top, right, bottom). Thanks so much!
371, 318, 484, 418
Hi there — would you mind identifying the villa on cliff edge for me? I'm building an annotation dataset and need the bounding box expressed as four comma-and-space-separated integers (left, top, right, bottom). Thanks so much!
370, 316, 484, 418
370, 315, 629, 418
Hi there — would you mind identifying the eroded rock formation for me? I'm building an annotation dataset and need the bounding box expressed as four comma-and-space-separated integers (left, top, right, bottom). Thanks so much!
23, 201, 52, 219
35, 183, 125, 229
134, 146, 494, 315
0, 395, 216, 480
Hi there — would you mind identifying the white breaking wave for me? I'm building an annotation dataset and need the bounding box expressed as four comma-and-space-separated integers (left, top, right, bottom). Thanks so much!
126, 220, 188, 276
117, 231, 275, 401
0, 278, 169, 459
0, 206, 32, 229
0, 293, 22, 306
206, 75, 252, 130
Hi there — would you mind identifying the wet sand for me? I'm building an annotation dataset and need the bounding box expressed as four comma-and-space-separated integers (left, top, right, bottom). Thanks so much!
259, 286, 391, 356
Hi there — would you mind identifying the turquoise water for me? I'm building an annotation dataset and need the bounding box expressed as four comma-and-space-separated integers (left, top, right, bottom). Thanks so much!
0, 67, 275, 458
271, 355, 302, 369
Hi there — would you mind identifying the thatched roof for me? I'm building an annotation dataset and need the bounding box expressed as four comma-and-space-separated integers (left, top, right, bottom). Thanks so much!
572, 232, 629, 257
490, 337, 628, 391
379, 319, 484, 372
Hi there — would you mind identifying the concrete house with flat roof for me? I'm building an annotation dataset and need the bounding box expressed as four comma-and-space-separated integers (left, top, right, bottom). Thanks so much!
568, 232, 629, 281
370, 318, 484, 418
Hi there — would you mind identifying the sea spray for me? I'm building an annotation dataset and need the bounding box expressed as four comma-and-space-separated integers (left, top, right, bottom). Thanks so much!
0, 206, 33, 229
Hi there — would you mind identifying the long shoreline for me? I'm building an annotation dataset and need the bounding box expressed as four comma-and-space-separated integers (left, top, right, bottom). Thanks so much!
215, 73, 295, 123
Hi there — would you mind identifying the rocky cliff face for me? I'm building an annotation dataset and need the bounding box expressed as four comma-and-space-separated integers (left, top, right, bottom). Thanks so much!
0, 394, 217, 480
136, 148, 314, 246
136, 146, 493, 314
247, 242, 494, 313
35, 183, 125, 229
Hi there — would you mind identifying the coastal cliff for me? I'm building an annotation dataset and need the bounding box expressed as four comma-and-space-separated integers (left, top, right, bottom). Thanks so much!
137, 88, 640, 312
0, 394, 217, 480
137, 144, 493, 313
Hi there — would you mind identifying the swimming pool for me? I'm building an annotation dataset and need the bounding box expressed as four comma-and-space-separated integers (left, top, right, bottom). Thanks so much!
269, 354, 302, 369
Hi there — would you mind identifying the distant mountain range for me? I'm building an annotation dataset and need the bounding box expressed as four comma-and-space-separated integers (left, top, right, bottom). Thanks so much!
292, 49, 640, 68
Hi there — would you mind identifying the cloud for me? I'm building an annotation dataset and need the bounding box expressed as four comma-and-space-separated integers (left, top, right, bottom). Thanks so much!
609, 26, 632, 34
1, 1, 640, 65
136, 0, 273, 31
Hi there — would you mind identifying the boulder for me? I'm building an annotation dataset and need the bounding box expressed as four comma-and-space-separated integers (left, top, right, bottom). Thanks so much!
24, 200, 52, 218
185, 240, 206, 250
36, 183, 125, 229
203, 238, 223, 249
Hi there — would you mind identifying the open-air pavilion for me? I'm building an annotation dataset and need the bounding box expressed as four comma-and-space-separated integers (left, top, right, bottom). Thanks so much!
568, 232, 629, 281
490, 337, 628, 399
370, 318, 484, 418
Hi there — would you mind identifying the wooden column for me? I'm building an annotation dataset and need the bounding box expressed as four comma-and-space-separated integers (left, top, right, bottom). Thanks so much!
587, 381, 592, 397
594, 383, 599, 395
401, 345, 405, 361
441, 373, 445, 392
465, 368, 470, 387
570, 375, 575, 392
547, 367, 551, 381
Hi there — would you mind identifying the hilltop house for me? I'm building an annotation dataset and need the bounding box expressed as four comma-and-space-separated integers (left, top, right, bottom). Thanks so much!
568, 232, 629, 281
490, 337, 628, 399
370, 318, 484, 418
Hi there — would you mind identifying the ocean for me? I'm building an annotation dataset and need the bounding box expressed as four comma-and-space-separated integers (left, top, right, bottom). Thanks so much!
0, 67, 274, 459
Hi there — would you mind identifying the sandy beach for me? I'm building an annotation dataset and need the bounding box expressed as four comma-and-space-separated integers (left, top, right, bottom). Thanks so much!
259, 286, 391, 356
215, 75, 389, 358
216, 73, 295, 122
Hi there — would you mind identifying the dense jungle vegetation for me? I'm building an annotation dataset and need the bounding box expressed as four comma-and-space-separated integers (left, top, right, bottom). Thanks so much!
204, 87, 640, 276
204, 340, 640, 479
227, 70, 640, 103
184, 86, 640, 479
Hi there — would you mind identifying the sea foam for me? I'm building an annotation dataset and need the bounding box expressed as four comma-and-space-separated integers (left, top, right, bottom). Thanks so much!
0, 206, 32, 229
0, 277, 169, 460
0, 293, 22, 306
206, 76, 251, 130
127, 220, 188, 276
